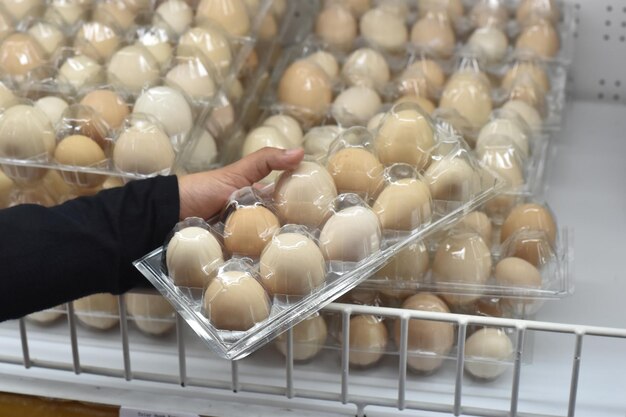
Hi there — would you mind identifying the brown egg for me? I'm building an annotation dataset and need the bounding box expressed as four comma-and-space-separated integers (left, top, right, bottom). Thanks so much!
410, 12, 456, 59
394, 95, 436, 115
326, 147, 384, 198
469, 1, 509, 28
196, 0, 250, 37
341, 315, 388, 367
74, 293, 119, 330
203, 270, 271, 331
113, 122, 175, 175
80, 90, 130, 130
93, 1, 136, 31
260, 232, 326, 296
319, 205, 381, 262
374, 106, 435, 169
342, 285, 379, 305
278, 59, 332, 124
166, 226, 224, 288
515, 20, 560, 59
500, 203, 556, 244
54, 135, 107, 187
458, 211, 492, 247
126, 294, 176, 336
375, 241, 430, 299
274, 162, 338, 227
397, 59, 446, 99
418, 0, 464, 22
0, 33, 47, 78
439, 71, 493, 131
394, 293, 454, 373
223, 205, 280, 257
433, 232, 492, 306
257, 13, 278, 41
275, 314, 328, 361
323, 0, 370, 17
494, 256, 542, 289
501, 61, 550, 94
516, 0, 560, 25
74, 22, 120, 62
373, 178, 432, 231
464, 328, 513, 380
424, 157, 482, 202
315, 4, 357, 51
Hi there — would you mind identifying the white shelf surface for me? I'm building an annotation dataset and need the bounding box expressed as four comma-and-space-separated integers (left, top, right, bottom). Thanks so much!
1, 100, 626, 417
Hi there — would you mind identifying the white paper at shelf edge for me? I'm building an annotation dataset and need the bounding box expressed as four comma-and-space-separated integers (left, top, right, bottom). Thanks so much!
120, 406, 199, 417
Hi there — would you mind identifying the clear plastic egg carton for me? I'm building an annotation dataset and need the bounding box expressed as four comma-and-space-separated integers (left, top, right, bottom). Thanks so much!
0, 0, 287, 183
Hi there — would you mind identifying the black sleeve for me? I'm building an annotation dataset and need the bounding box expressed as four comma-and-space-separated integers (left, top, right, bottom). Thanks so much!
0, 175, 180, 322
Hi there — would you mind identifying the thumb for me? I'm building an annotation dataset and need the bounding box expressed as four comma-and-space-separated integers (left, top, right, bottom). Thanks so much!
225, 147, 304, 184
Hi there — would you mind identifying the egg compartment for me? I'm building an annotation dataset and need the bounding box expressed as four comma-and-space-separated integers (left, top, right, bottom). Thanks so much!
125, 291, 177, 337
72, 293, 123, 332
273, 311, 330, 363
0, 29, 54, 85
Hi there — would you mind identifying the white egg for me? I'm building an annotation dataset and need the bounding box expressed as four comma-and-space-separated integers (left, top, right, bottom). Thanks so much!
133, 86, 194, 140
331, 86, 382, 127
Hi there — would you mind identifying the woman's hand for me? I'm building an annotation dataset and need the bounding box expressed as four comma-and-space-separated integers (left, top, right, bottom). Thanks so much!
177, 147, 304, 220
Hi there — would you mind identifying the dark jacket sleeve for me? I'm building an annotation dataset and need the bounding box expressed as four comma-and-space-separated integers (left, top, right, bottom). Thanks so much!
0, 175, 180, 321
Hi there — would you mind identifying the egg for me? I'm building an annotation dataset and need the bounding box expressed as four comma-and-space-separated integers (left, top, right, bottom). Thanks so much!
326, 147, 384, 198
34, 96, 68, 126
74, 293, 119, 330
74, 22, 120, 62
137, 28, 173, 68
46, 0, 88, 26
154, 0, 193, 35
242, 125, 291, 155
502, 100, 542, 134
341, 315, 388, 367
0, 33, 47, 79
342, 286, 379, 305
477, 118, 530, 158
500, 203, 556, 265
102, 176, 124, 190
360, 7, 408, 52
494, 256, 542, 290
121, 0, 151, 12
374, 107, 435, 169
467, 26, 509, 65
458, 211, 492, 247
319, 205, 381, 262
177, 26, 233, 77
165, 58, 216, 101
203, 270, 271, 331
3, 0, 41, 20
80, 90, 130, 130
516, 0, 560, 25
426, 157, 483, 202
108, 45, 161, 94
0, 170, 13, 206
125, 293, 175, 335
223, 205, 280, 257
183, 129, 218, 170
469, 1, 509, 28
275, 313, 328, 361
418, 0, 464, 21
278, 59, 332, 125
271, 0, 287, 17
323, 0, 370, 17
433, 232, 492, 306
306, 50, 339, 80
27, 22, 65, 57
263, 114, 303, 147
397, 59, 446, 98
507, 78, 546, 114
515, 20, 560, 59
58, 55, 104, 91
54, 135, 107, 187
166, 226, 224, 287
331, 86, 382, 127
372, 176, 432, 230
196, 0, 250, 37
464, 328, 513, 379
93, 1, 135, 31
395, 293, 454, 373
113, 122, 175, 175
439, 71, 493, 131
394, 95, 436, 114
0, 10, 13, 42
257, 13, 278, 41
315, 5, 357, 51
303, 125, 342, 158
27, 308, 64, 324
133, 86, 193, 140
501, 61, 550, 94
375, 241, 430, 298
260, 232, 326, 296
341, 48, 390, 92
410, 12, 456, 59
0, 83, 15, 111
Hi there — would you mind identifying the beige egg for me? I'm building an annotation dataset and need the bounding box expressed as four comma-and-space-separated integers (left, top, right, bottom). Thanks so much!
502, 100, 542, 134
0, 169, 13, 206
257, 13, 278, 41
323, 0, 370, 17
373, 178, 432, 231
467, 26, 509, 65
433, 232, 492, 306
410, 12, 456, 59
494, 256, 542, 289
196, 0, 250, 37
439, 71, 493, 131
34, 96, 68, 126
341, 48, 390, 92
418, 0, 464, 21
242, 125, 292, 171
305, 50, 339, 81
516, 0, 560, 25
278, 59, 332, 125
27, 308, 64, 324
166, 226, 224, 288
102, 176, 124, 190
74, 293, 119, 330
176, 26, 233, 76
501, 61, 550, 94
223, 206, 280, 257
74, 22, 120, 62
27, 22, 65, 57
137, 29, 173, 68
0, 82, 15, 111
393, 96, 435, 115
0, 33, 47, 78
507, 78, 546, 114
326, 147, 384, 198
397, 59, 446, 98
375, 241, 430, 298
113, 122, 175, 175
203, 270, 271, 331
120, 0, 151, 12
3, 0, 41, 20
315, 4, 357, 51
54, 135, 107, 187
515, 20, 560, 59
0, 104, 55, 163
260, 232, 326, 296
126, 293, 176, 335
459, 211, 492, 247
275, 314, 328, 361
477, 118, 530, 158
133, 86, 193, 140
166, 58, 216, 102
464, 328, 513, 379
58, 55, 104, 90
46, 0, 88, 25
263, 114, 303, 147
425, 157, 482, 202
331, 86, 382, 127
108, 45, 161, 94
394, 293, 454, 373
319, 205, 381, 262
469, 1, 509, 28
271, 0, 287, 17
374, 107, 435, 169
80, 90, 130, 130
341, 315, 388, 367
183, 129, 218, 170
303, 125, 342, 158
154, 0, 193, 35
93, 1, 135, 31
360, 7, 408, 53
274, 161, 337, 226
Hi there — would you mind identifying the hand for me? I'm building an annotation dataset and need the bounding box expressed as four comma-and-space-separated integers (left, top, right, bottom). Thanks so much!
177, 147, 304, 220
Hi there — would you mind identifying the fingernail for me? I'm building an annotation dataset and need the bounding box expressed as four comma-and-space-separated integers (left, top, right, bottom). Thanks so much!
284, 148, 302, 157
